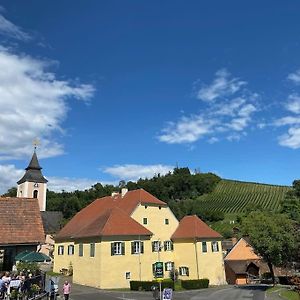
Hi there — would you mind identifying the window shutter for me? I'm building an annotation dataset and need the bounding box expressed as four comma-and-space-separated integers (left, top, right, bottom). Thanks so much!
186, 267, 189, 276
141, 242, 144, 253
171, 241, 174, 251
152, 263, 155, 276
165, 263, 167, 271
164, 241, 167, 251
179, 267, 182, 276
121, 242, 125, 255
131, 242, 134, 254
152, 242, 155, 252
111, 243, 114, 256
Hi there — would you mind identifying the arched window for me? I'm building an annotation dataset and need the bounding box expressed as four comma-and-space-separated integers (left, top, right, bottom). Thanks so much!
33, 190, 38, 198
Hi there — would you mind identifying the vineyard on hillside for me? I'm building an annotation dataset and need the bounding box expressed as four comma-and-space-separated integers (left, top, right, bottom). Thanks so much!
197, 179, 290, 213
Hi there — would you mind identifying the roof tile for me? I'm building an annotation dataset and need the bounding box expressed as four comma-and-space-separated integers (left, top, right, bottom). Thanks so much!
0, 197, 45, 245
171, 215, 222, 239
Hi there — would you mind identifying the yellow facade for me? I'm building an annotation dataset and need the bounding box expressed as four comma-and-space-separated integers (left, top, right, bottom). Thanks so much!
174, 239, 226, 285
54, 202, 226, 288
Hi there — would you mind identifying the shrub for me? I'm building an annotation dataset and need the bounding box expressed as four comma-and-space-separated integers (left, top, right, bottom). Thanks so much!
181, 279, 209, 289
130, 279, 174, 291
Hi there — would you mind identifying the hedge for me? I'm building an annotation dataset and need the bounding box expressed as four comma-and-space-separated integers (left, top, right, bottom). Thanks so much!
130, 280, 174, 291
181, 279, 209, 289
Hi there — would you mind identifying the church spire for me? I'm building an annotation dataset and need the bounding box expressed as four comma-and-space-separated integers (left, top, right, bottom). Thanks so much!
17, 143, 48, 211
17, 150, 48, 184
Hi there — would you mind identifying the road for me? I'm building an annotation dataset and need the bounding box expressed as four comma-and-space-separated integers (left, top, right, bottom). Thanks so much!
67, 285, 267, 300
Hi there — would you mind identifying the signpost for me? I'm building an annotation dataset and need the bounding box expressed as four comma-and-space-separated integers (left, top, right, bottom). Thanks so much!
154, 262, 164, 300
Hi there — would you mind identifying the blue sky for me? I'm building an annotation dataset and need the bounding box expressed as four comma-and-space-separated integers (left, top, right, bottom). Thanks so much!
1, 1, 300, 192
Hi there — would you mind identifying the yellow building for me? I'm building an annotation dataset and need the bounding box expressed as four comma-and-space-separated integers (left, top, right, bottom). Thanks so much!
54, 188, 226, 288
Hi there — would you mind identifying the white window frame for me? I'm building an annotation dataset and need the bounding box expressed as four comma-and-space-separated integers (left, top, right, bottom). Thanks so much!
179, 266, 189, 276
165, 261, 174, 271
152, 240, 161, 252
58, 245, 64, 255
113, 242, 123, 255
132, 241, 142, 254
164, 241, 173, 251
212, 241, 219, 252
67, 245, 74, 255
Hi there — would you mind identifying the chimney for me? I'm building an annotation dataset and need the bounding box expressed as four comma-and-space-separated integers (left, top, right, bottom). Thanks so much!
111, 192, 119, 197
121, 188, 128, 198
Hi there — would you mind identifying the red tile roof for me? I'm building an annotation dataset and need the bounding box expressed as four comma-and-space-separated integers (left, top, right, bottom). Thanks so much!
171, 215, 222, 240
56, 189, 159, 240
0, 197, 45, 245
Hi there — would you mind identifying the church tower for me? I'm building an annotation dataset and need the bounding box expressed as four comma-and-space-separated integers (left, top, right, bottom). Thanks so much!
17, 150, 48, 211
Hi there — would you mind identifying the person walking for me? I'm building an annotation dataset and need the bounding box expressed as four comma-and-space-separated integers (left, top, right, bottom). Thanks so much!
62, 280, 71, 300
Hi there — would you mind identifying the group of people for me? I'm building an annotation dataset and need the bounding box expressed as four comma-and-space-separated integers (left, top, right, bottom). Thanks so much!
0, 270, 71, 300
0, 271, 27, 299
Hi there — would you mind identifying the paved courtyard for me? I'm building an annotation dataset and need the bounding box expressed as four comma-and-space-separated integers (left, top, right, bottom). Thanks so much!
62, 283, 267, 300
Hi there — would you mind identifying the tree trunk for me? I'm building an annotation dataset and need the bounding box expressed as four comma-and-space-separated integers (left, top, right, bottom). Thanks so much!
267, 261, 275, 285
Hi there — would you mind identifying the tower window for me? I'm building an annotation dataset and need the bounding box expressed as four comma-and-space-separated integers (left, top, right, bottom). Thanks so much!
33, 190, 38, 198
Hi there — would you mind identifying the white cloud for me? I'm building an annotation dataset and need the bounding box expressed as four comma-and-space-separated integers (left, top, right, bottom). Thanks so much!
274, 89, 300, 148
278, 127, 300, 149
0, 163, 104, 194
274, 116, 300, 127
287, 69, 300, 85
159, 69, 258, 145
47, 177, 98, 192
213, 97, 246, 116
284, 94, 300, 114
0, 47, 95, 159
159, 116, 215, 144
0, 164, 24, 194
208, 137, 219, 144
103, 164, 174, 181
197, 69, 246, 102
0, 13, 30, 41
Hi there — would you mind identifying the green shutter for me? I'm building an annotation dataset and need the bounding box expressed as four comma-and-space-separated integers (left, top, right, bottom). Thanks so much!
164, 241, 167, 251
152, 242, 155, 252
186, 267, 189, 276
152, 263, 155, 275
131, 242, 134, 254
111, 243, 114, 256
141, 241, 144, 253
171, 241, 174, 251
121, 242, 125, 255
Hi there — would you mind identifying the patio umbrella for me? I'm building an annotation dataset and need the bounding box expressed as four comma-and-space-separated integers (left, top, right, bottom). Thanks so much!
18, 251, 51, 262
15, 251, 31, 261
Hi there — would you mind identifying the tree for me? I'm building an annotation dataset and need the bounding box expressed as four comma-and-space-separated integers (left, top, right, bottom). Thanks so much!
242, 211, 298, 284
2, 187, 17, 197
281, 180, 300, 223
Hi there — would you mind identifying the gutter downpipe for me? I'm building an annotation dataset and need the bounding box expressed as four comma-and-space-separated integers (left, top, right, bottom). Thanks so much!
194, 238, 200, 280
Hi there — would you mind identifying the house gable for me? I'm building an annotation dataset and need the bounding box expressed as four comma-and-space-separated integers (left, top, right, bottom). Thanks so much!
224, 238, 260, 261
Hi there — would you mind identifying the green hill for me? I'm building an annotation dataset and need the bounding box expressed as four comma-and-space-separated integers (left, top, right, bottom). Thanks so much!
197, 179, 290, 213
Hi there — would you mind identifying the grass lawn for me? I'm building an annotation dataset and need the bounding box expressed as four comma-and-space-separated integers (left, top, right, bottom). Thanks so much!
280, 290, 300, 300
266, 286, 282, 294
